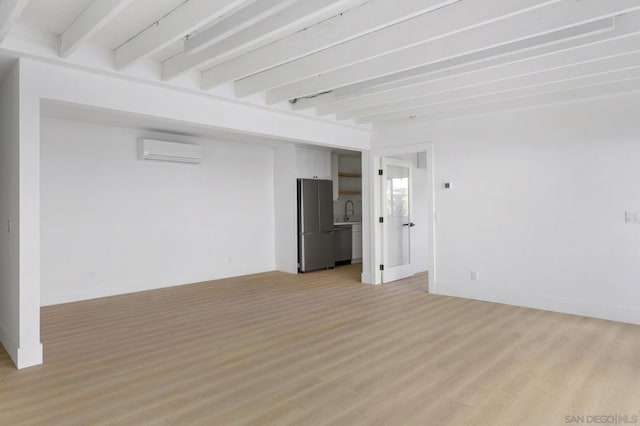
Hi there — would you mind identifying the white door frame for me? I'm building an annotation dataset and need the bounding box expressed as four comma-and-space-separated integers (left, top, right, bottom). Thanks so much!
363, 142, 435, 291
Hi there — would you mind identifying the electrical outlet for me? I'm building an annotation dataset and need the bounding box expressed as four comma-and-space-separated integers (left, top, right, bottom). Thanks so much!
470, 271, 479, 281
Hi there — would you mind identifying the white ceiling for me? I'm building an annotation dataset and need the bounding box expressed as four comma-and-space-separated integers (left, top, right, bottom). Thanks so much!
18, 0, 93, 35
91, 0, 187, 50
6, 0, 640, 126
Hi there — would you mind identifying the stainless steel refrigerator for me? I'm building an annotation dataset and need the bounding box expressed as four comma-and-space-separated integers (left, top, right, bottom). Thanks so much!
298, 179, 334, 272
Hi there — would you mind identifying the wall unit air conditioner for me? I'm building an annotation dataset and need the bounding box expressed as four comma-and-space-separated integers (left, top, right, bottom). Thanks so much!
137, 139, 203, 164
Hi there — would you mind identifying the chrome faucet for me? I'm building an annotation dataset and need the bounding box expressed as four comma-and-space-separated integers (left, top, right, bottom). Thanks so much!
344, 200, 355, 222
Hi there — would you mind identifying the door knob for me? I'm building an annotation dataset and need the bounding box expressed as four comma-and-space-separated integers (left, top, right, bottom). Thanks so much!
402, 222, 415, 227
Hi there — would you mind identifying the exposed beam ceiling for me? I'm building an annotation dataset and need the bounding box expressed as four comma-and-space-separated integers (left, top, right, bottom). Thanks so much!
114, 0, 249, 70
182, 0, 296, 55
241, 0, 564, 99
398, 77, 640, 124
358, 67, 640, 123
60, 0, 135, 58
199, 0, 460, 89
323, 32, 640, 118
0, 0, 28, 43
162, 0, 366, 81
355, 54, 640, 123
291, 17, 621, 111
264, 0, 640, 104
8, 0, 640, 125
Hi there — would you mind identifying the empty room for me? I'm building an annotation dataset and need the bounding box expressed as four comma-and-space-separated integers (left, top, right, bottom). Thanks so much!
1, 0, 639, 424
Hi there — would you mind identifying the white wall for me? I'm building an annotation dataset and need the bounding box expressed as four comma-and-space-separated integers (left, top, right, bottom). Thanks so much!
273, 145, 298, 274
5, 57, 371, 369
0, 62, 20, 363
40, 118, 276, 306
373, 93, 640, 324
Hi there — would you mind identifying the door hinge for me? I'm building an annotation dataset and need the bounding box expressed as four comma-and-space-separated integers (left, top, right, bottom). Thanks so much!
379, 217, 384, 223
379, 264, 384, 271
378, 169, 383, 176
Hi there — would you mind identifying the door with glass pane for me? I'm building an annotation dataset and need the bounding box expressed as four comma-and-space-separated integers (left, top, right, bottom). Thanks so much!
381, 158, 414, 283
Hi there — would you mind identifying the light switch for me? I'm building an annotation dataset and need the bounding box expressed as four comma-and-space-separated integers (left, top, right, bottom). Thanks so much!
625, 212, 640, 224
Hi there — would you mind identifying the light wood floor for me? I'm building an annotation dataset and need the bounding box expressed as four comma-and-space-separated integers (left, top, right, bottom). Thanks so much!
1, 265, 639, 425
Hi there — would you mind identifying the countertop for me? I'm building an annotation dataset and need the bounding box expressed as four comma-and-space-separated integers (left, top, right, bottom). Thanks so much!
334, 221, 362, 226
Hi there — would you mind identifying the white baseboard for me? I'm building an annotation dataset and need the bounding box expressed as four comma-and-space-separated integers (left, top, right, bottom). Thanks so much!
16, 343, 43, 369
434, 284, 640, 325
0, 322, 43, 369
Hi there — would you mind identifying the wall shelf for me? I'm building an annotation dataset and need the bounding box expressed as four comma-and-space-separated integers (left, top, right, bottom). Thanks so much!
335, 155, 362, 199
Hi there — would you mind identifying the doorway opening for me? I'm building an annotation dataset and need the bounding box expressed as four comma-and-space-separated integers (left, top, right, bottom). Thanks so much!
295, 148, 364, 283
333, 150, 363, 268
332, 150, 364, 283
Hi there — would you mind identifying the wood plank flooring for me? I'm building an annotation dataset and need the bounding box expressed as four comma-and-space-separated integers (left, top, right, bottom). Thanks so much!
1, 264, 639, 425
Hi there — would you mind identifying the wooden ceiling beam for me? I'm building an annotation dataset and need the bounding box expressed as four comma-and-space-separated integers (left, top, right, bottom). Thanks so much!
114, 0, 249, 70
183, 0, 295, 55
60, 0, 134, 58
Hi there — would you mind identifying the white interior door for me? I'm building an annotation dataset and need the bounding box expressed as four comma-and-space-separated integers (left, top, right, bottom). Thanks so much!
381, 158, 414, 283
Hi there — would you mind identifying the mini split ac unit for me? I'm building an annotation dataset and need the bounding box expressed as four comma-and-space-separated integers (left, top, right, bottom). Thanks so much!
137, 139, 203, 164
